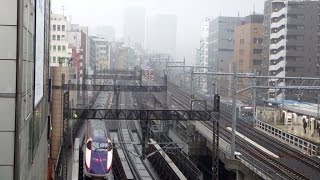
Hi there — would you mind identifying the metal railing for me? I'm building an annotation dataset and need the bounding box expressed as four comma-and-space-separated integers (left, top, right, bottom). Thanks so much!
255, 119, 319, 156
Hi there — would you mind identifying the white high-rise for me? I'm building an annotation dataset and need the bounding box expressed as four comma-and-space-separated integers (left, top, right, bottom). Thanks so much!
199, 18, 211, 92
50, 14, 72, 67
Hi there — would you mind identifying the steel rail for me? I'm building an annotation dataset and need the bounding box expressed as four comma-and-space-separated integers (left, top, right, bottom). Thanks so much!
168, 85, 316, 179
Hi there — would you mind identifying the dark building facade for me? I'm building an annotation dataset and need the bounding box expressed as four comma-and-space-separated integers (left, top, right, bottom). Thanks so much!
264, 0, 320, 102
0, 0, 51, 179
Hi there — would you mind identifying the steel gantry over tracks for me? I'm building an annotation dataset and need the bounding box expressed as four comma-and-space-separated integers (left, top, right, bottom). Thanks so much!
55, 70, 220, 180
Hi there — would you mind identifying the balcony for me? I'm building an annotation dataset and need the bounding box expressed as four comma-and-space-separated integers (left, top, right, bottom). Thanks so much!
271, 18, 287, 29
270, 39, 286, 50
271, 7, 287, 18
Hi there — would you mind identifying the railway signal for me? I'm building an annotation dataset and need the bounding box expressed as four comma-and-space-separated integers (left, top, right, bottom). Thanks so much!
213, 94, 220, 112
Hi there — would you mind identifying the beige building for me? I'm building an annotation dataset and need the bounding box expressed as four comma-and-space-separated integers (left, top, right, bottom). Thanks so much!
49, 66, 78, 179
234, 14, 264, 102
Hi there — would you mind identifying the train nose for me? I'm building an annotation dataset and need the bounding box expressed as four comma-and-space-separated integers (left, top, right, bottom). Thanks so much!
90, 152, 109, 174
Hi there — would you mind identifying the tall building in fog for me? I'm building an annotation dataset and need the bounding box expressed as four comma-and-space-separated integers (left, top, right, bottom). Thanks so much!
208, 16, 241, 97
0, 0, 50, 179
146, 14, 177, 57
124, 7, 146, 48
263, 0, 320, 101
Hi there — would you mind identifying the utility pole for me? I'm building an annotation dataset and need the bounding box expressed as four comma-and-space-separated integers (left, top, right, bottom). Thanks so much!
212, 94, 220, 180
231, 63, 237, 158
183, 57, 186, 89
191, 67, 194, 99
318, 93, 320, 122
252, 70, 257, 122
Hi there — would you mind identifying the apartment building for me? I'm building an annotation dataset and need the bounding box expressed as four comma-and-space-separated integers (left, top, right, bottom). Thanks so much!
264, 0, 320, 102
234, 14, 264, 102
50, 14, 72, 67
208, 16, 242, 97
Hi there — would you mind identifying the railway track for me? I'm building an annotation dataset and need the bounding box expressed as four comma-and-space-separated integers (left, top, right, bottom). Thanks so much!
117, 90, 155, 180
168, 85, 320, 179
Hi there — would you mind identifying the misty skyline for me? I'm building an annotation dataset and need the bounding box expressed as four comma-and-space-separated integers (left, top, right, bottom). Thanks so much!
52, 0, 265, 63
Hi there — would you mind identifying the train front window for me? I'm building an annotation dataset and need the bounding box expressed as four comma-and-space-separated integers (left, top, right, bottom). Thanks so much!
86, 140, 92, 150
92, 142, 109, 151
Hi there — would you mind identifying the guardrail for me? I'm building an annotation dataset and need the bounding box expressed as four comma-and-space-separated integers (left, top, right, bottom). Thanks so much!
255, 119, 319, 156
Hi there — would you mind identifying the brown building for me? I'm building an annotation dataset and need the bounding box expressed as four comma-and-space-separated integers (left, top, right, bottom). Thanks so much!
49, 66, 78, 179
234, 14, 264, 102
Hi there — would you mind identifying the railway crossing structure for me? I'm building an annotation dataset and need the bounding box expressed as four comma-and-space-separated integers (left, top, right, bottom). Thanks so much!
54, 69, 221, 180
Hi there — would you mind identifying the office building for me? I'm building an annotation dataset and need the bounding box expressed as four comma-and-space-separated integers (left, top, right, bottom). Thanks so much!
88, 36, 111, 70
208, 16, 242, 97
263, 0, 320, 101
0, 0, 50, 179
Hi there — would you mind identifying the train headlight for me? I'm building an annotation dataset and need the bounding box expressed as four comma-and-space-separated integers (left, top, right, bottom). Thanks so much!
86, 149, 91, 169
107, 149, 113, 170
107, 139, 113, 170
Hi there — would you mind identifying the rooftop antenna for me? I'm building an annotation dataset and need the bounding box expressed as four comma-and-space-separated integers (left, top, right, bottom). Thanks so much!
253, 3, 256, 15
61, 6, 67, 16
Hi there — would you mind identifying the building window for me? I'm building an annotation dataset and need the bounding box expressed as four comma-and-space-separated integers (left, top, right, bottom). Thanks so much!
53, 45, 56, 51
52, 35, 56, 40
61, 35, 65, 40
296, 46, 305, 51
57, 35, 60, 41
53, 25, 56, 31
239, 49, 244, 55
62, 25, 65, 31
57, 25, 61, 31
297, 25, 305, 30
58, 45, 61, 51
60, 58, 65, 63
297, 35, 304, 40
240, 39, 244, 44
53, 57, 56, 63
253, 49, 263, 54
253, 59, 262, 65
62, 45, 66, 51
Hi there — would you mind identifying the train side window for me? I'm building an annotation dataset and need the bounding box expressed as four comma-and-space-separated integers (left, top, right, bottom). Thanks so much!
87, 141, 92, 150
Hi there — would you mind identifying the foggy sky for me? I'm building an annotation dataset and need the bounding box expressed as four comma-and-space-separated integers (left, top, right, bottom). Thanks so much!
52, 0, 265, 64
